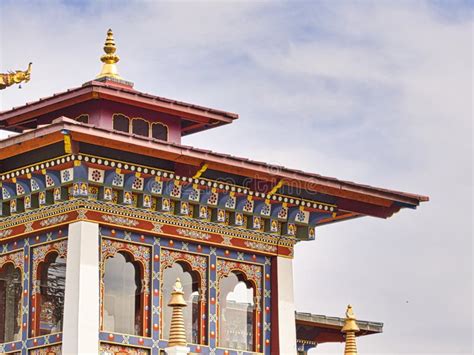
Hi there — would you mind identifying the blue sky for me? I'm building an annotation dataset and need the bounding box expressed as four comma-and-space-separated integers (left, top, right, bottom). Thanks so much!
1, 1, 472, 353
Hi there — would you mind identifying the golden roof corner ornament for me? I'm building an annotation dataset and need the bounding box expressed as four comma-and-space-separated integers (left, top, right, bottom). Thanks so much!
0, 62, 32, 90
96, 29, 122, 80
342, 305, 360, 355
167, 278, 188, 347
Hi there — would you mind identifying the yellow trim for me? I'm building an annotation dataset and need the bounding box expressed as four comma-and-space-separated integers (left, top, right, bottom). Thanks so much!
193, 164, 208, 179
63, 134, 72, 154
268, 179, 284, 196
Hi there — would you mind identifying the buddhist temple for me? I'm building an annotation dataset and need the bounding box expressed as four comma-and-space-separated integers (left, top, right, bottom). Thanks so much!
0, 30, 428, 354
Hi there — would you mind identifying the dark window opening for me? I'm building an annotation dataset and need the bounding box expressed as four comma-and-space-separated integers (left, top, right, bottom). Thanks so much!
76, 114, 89, 124
38, 254, 66, 336
0, 263, 22, 342
113, 114, 130, 133
132, 119, 149, 137
152, 123, 168, 141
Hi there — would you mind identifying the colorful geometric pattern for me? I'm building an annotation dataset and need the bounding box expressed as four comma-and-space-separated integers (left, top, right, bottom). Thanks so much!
0, 230, 65, 354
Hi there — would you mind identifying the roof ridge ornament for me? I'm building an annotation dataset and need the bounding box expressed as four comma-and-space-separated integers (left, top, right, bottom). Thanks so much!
96, 29, 122, 80
0, 62, 32, 90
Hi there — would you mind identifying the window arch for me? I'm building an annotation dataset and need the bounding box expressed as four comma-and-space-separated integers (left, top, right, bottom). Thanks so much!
132, 118, 150, 137
0, 252, 23, 343
151, 122, 168, 141
217, 260, 263, 352
101, 239, 151, 337
160, 249, 207, 345
31, 241, 67, 337
113, 114, 130, 133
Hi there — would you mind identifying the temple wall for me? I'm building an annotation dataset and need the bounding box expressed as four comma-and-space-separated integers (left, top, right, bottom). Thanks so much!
0, 224, 276, 355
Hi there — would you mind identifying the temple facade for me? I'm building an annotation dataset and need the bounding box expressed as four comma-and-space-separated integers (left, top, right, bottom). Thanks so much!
0, 30, 428, 354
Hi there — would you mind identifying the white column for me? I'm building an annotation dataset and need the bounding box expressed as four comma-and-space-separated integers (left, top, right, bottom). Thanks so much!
62, 221, 100, 354
277, 256, 297, 354
165, 346, 190, 355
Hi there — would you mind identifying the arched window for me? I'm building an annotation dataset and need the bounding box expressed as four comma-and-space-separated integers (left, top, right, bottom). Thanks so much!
132, 118, 150, 137
31, 241, 67, 337
218, 272, 256, 351
103, 253, 143, 335
37, 254, 67, 336
160, 249, 207, 345
151, 122, 168, 141
162, 263, 200, 344
101, 239, 151, 337
0, 261, 22, 343
113, 114, 130, 133
217, 259, 263, 352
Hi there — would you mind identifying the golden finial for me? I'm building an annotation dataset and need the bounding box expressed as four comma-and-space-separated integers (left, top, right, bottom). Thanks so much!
342, 305, 360, 355
167, 278, 188, 347
97, 29, 122, 80
0, 63, 32, 90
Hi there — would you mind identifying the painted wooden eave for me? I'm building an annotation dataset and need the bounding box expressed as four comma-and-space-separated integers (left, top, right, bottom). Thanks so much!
0, 118, 429, 218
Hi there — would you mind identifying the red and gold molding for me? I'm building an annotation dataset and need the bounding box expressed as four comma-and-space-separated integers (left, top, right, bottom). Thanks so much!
0, 200, 295, 258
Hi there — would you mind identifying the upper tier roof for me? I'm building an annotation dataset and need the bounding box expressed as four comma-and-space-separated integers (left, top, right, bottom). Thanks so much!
0, 29, 237, 136
0, 78, 238, 135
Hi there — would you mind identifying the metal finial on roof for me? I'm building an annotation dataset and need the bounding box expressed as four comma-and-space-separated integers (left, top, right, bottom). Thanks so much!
97, 29, 122, 80
342, 305, 360, 355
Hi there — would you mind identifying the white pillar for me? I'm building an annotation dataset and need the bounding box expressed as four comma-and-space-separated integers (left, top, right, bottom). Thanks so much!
62, 221, 100, 354
165, 346, 190, 355
277, 256, 297, 354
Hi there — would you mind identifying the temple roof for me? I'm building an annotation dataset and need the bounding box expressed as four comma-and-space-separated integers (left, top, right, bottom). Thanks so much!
0, 117, 428, 222
0, 79, 238, 135
0, 28, 428, 224
296, 311, 383, 344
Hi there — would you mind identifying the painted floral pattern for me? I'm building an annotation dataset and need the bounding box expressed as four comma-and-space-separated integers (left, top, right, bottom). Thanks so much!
99, 343, 149, 355
101, 238, 151, 292
0, 250, 23, 270
217, 259, 263, 310
160, 249, 208, 300
29, 345, 62, 355
32, 240, 68, 294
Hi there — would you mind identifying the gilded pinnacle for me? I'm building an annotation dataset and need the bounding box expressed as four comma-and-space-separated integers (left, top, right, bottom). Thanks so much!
97, 29, 122, 79
342, 304, 360, 333
167, 278, 188, 347
342, 305, 360, 355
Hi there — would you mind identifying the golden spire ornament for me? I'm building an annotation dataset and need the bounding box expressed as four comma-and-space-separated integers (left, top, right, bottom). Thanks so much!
167, 278, 188, 347
97, 29, 122, 80
0, 63, 32, 90
342, 305, 360, 355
